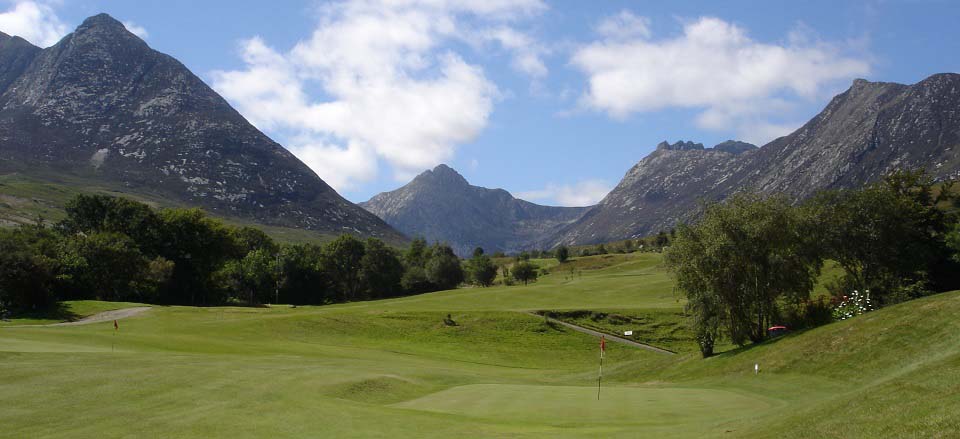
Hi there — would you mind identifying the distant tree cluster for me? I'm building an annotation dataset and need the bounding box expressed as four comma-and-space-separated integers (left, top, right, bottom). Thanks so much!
666, 170, 960, 357
0, 195, 470, 314
572, 233, 670, 258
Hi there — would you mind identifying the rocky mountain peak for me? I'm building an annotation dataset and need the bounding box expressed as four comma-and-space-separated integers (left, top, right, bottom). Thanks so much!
0, 13, 404, 243
77, 13, 129, 33
66, 12, 148, 51
713, 140, 757, 154
362, 165, 589, 255
548, 73, 960, 247
656, 140, 705, 151
0, 30, 41, 93
414, 164, 469, 187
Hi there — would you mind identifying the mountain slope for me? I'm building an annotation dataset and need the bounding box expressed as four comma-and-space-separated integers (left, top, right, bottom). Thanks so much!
550, 74, 960, 246
0, 14, 403, 242
549, 140, 756, 245
361, 164, 588, 255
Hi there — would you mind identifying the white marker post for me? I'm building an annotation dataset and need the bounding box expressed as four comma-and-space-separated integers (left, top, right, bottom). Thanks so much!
755, 363, 759, 375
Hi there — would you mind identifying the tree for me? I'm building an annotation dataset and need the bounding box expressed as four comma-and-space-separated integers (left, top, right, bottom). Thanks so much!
230, 226, 278, 256
279, 244, 332, 305
654, 231, 670, 248
401, 266, 432, 293
665, 194, 822, 346
59, 232, 151, 302
511, 261, 539, 285
157, 208, 236, 305
0, 228, 59, 311
472, 247, 485, 258
809, 170, 958, 304
59, 194, 163, 255
596, 244, 608, 255
499, 264, 511, 285
466, 251, 498, 287
948, 221, 960, 263
404, 237, 430, 268
219, 249, 278, 305
556, 246, 570, 263
360, 238, 404, 298
323, 235, 366, 302
425, 243, 464, 290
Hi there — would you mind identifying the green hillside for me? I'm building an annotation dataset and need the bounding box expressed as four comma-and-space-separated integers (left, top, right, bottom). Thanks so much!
1, 253, 957, 437
0, 172, 339, 245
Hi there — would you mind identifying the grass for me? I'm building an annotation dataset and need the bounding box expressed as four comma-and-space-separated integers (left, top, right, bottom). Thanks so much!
1, 252, 958, 437
546, 309, 696, 353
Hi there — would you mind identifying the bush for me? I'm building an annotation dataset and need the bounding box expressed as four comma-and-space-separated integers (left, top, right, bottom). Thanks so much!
832, 290, 876, 321
511, 261, 538, 285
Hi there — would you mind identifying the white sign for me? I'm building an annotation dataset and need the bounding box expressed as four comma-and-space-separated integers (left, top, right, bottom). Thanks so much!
623, 330, 633, 336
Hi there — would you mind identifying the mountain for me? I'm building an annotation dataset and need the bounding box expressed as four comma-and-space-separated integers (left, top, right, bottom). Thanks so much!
549, 73, 960, 246
360, 164, 589, 256
0, 14, 403, 242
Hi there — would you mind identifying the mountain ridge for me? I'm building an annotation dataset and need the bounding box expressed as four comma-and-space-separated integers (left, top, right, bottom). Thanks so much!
546, 73, 960, 246
0, 13, 405, 243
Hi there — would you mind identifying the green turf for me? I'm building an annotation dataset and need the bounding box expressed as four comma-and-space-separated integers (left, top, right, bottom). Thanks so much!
1, 253, 958, 437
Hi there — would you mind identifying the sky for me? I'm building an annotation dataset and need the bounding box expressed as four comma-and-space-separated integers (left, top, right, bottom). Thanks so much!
1, 0, 958, 206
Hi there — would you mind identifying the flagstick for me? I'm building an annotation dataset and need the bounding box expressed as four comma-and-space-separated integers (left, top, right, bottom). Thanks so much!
597, 336, 604, 400
597, 353, 603, 400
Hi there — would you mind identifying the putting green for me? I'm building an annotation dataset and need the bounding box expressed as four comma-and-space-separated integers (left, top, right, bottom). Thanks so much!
395, 384, 774, 426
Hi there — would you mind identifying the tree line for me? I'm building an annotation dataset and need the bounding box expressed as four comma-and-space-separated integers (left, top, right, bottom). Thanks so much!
0, 195, 515, 313
666, 170, 960, 357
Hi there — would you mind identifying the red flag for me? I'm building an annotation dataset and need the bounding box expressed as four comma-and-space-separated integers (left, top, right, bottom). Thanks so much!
113, 320, 118, 330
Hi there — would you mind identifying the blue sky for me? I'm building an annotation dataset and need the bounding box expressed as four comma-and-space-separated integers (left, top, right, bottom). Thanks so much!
1, 0, 958, 205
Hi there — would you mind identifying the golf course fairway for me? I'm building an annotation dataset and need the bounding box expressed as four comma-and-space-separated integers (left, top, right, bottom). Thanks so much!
2, 254, 958, 438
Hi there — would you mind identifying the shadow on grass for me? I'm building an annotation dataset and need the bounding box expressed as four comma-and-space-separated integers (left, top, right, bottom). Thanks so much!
711, 327, 815, 357
5, 302, 79, 322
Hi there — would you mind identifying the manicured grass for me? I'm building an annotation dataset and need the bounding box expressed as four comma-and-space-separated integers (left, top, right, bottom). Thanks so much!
1, 252, 958, 437
395, 384, 772, 430
336, 253, 678, 312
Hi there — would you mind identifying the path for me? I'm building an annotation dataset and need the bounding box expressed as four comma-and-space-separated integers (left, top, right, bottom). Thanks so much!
527, 312, 675, 355
52, 307, 152, 326
3, 307, 152, 328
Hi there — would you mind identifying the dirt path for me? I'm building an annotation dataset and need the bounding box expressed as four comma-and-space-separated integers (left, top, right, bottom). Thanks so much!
3, 307, 153, 328
52, 307, 152, 326
527, 312, 675, 355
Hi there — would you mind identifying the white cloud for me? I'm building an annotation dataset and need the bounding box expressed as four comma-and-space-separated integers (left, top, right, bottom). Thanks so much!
122, 20, 148, 39
0, 1, 67, 47
212, 0, 545, 191
596, 10, 650, 40
573, 16, 871, 144
517, 180, 611, 207
472, 26, 548, 78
